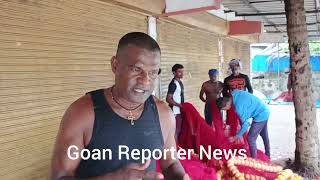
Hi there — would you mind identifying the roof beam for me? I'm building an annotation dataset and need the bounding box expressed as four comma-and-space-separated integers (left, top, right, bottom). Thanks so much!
314, 0, 320, 35
309, 35, 320, 38
249, 0, 283, 4
264, 22, 320, 27
236, 10, 320, 16
267, 30, 320, 33
239, 0, 283, 32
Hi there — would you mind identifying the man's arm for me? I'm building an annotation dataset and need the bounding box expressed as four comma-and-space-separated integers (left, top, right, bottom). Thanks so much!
236, 118, 251, 138
166, 94, 181, 107
222, 78, 229, 97
199, 83, 206, 102
156, 100, 189, 180
217, 81, 224, 97
245, 75, 253, 94
50, 95, 100, 180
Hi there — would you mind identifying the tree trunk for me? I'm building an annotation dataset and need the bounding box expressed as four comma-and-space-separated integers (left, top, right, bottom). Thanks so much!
284, 0, 320, 177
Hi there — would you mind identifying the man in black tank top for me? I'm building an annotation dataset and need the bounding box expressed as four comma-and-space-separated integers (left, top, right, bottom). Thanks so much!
50, 32, 190, 180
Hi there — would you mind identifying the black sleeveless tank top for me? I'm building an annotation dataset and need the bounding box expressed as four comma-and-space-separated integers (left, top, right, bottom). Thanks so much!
75, 89, 164, 179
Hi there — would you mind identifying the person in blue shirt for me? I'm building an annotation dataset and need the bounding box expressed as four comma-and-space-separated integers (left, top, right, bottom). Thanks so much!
216, 90, 270, 158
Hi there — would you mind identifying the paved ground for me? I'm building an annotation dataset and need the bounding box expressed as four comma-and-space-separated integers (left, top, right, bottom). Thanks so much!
256, 105, 320, 162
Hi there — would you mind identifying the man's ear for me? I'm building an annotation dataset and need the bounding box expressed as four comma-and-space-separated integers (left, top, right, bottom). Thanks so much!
111, 56, 118, 73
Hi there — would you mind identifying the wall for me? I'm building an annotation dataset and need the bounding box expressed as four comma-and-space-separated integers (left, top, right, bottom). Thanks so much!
0, 0, 252, 179
222, 38, 251, 78
157, 19, 220, 115
0, 0, 147, 179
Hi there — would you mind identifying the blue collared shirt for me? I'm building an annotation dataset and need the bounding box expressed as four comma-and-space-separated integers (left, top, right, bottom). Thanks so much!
231, 90, 270, 138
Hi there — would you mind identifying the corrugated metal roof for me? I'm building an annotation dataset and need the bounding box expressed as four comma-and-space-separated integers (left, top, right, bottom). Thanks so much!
222, 0, 320, 40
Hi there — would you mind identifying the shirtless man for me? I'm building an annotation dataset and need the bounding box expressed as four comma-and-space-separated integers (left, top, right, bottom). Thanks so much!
50, 32, 189, 180
199, 69, 223, 125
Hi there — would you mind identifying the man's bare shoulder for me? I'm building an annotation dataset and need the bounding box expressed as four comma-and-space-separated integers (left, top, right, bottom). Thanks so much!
217, 81, 224, 87
66, 94, 93, 120
58, 93, 96, 146
51, 94, 95, 179
153, 96, 173, 115
72, 94, 92, 108
61, 94, 94, 133
152, 96, 175, 126
201, 81, 210, 89
203, 80, 211, 85
152, 96, 175, 142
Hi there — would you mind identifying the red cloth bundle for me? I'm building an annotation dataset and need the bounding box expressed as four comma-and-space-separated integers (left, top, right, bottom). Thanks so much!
156, 147, 218, 180
157, 101, 273, 179
178, 102, 273, 179
273, 91, 293, 102
237, 165, 278, 180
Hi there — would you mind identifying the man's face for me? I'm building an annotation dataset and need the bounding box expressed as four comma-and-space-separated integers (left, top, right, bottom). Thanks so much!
112, 45, 160, 104
174, 68, 184, 79
221, 100, 232, 110
230, 64, 240, 74
209, 75, 217, 82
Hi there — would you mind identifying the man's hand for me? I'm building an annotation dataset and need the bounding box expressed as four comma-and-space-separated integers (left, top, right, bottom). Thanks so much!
229, 136, 243, 144
229, 136, 238, 143
109, 160, 164, 180
183, 174, 191, 180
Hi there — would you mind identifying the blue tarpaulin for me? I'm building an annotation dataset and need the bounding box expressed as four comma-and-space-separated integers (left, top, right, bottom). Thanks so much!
252, 55, 320, 72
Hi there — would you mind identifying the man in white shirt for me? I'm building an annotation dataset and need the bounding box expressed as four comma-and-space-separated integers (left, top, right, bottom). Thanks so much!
166, 64, 184, 139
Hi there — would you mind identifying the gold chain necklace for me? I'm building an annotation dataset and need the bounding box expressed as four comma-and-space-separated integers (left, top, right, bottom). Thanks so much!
110, 87, 143, 125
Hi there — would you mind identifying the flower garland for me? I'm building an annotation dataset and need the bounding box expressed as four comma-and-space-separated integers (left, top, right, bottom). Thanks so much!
190, 148, 303, 180
275, 169, 302, 180
227, 157, 283, 180
216, 168, 230, 180
232, 158, 283, 172
216, 169, 224, 180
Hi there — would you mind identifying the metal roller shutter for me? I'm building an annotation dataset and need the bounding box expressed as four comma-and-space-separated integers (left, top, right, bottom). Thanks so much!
158, 19, 220, 115
0, 0, 147, 179
222, 38, 251, 77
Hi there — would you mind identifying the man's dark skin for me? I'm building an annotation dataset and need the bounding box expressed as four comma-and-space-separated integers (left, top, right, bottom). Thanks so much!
199, 74, 223, 103
230, 63, 240, 76
166, 68, 184, 108
50, 44, 190, 180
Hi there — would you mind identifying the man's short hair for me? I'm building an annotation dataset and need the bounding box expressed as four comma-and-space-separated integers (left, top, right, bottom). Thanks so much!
172, 64, 184, 73
116, 32, 161, 55
216, 97, 230, 109
208, 69, 219, 76
229, 59, 242, 68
